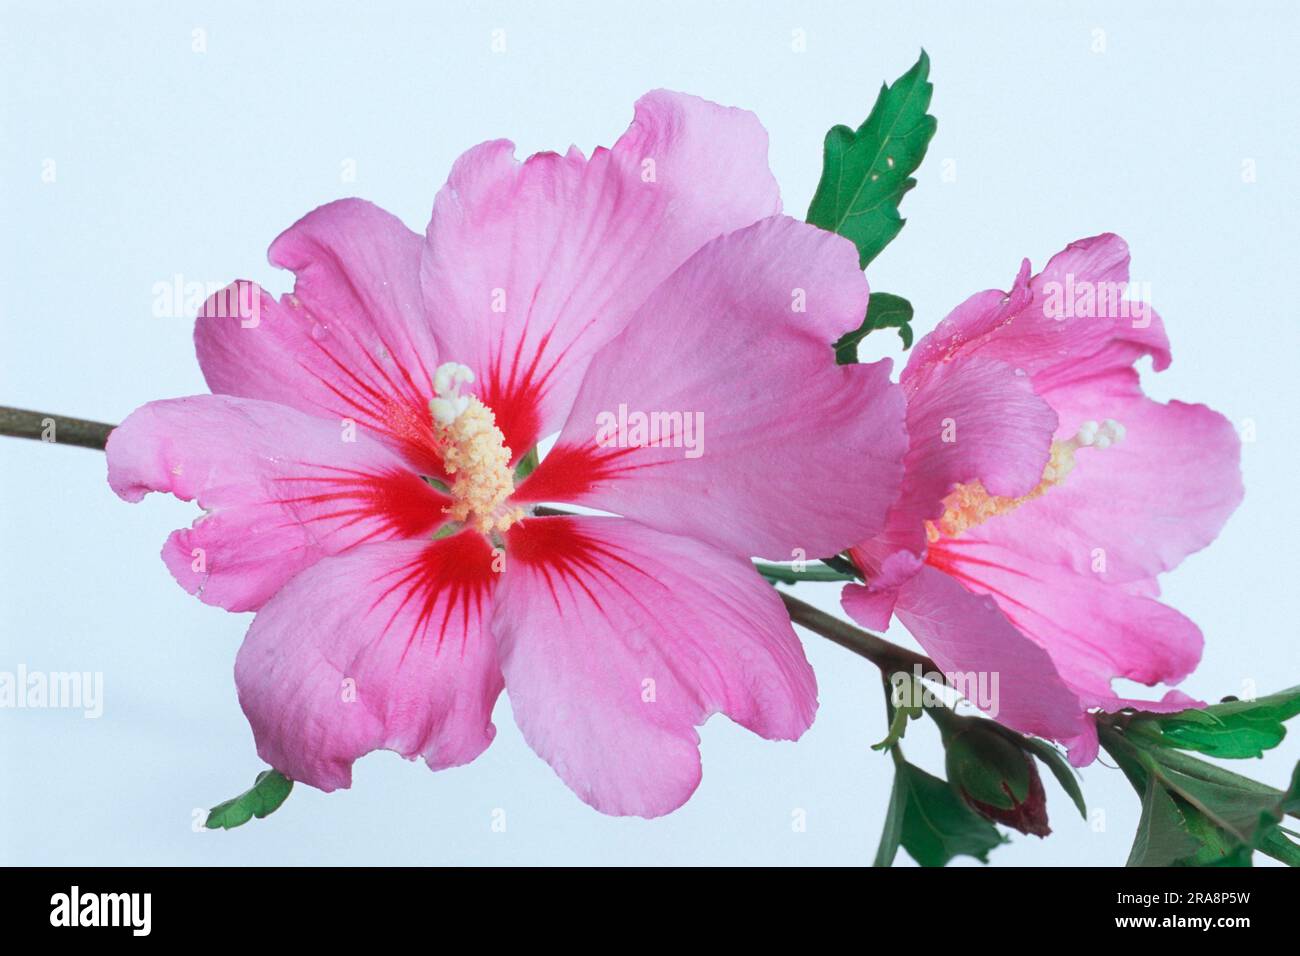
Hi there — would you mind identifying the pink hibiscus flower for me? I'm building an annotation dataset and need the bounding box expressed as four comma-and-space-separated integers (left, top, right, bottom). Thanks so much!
843, 234, 1243, 764
106, 92, 907, 817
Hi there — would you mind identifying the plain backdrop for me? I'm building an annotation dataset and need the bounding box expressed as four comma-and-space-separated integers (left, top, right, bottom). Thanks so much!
2, 0, 1297, 866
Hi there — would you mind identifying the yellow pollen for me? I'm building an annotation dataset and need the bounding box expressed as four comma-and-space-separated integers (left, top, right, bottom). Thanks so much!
429, 363, 523, 534
926, 441, 1076, 543
924, 418, 1125, 543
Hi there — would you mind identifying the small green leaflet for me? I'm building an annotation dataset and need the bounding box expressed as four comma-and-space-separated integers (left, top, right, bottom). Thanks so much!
205, 770, 293, 830
834, 292, 914, 363
807, 50, 937, 269
1137, 686, 1300, 759
871, 699, 920, 751
874, 757, 1005, 867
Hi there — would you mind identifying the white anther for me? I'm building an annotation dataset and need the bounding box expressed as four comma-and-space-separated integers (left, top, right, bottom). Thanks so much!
1070, 418, 1125, 450
429, 397, 458, 426
433, 361, 475, 397
431, 362, 476, 424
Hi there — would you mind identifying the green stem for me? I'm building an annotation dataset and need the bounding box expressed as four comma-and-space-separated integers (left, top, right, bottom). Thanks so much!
821, 553, 864, 580
754, 561, 859, 583
0, 406, 113, 450
776, 589, 933, 674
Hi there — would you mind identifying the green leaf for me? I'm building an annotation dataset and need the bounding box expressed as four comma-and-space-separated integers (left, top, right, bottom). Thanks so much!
1257, 826, 1300, 866
896, 761, 1005, 866
1149, 761, 1280, 843
1106, 722, 1297, 867
1127, 775, 1201, 866
1127, 775, 1251, 867
1021, 736, 1087, 820
806, 51, 937, 268
205, 770, 293, 830
1252, 762, 1300, 865
873, 760, 908, 867
834, 292, 914, 363
513, 446, 540, 482
1138, 686, 1300, 758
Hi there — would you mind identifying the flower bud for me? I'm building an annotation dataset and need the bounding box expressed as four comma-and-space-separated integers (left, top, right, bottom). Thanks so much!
944, 722, 1050, 837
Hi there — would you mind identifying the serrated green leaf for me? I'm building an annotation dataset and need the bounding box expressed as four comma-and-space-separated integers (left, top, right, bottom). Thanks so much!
807, 51, 937, 268
205, 769, 293, 830
896, 761, 1005, 866
1139, 686, 1300, 758
834, 292, 914, 363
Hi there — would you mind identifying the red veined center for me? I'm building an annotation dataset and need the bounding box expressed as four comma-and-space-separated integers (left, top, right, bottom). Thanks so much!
429, 362, 524, 534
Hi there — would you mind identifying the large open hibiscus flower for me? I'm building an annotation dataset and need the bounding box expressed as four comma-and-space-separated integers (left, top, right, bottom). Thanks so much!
106, 92, 907, 817
843, 234, 1243, 764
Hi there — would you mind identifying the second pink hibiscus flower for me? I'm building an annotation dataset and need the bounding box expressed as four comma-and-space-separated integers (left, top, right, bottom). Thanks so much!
844, 234, 1243, 764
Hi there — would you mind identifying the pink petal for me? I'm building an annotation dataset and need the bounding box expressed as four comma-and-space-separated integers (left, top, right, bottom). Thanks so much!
904, 234, 1171, 393
493, 515, 816, 817
106, 395, 445, 611
515, 216, 907, 561
235, 533, 503, 791
929, 539, 1203, 713
997, 371, 1244, 583
840, 583, 899, 633
195, 199, 448, 476
892, 566, 1098, 763
419, 91, 782, 458
840, 550, 923, 631
856, 355, 1058, 567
